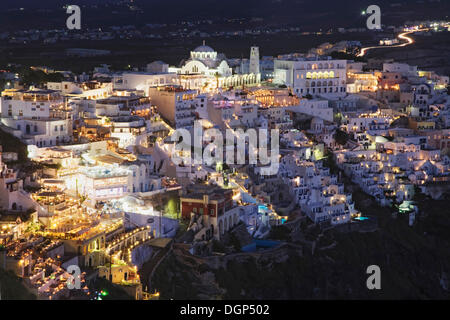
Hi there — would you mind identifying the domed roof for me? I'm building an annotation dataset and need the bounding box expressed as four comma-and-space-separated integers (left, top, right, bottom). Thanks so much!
311, 117, 324, 124
193, 45, 215, 53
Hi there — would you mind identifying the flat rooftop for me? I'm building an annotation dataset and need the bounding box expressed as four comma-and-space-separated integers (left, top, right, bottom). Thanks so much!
80, 166, 130, 179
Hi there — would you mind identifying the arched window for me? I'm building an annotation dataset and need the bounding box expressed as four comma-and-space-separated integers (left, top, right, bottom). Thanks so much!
311, 81, 316, 87
306, 72, 312, 79
329, 71, 335, 78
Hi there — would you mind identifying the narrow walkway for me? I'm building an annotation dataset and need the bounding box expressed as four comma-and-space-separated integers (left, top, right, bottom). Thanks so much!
139, 239, 173, 292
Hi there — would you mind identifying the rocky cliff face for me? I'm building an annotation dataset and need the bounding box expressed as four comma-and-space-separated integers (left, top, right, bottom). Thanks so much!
132, 245, 154, 270
152, 193, 450, 299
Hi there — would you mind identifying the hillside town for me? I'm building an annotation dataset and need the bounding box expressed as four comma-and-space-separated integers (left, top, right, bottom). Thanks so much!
0, 20, 449, 300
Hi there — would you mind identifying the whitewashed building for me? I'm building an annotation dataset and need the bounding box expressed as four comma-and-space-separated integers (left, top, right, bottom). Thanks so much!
274, 56, 347, 97
0, 89, 72, 147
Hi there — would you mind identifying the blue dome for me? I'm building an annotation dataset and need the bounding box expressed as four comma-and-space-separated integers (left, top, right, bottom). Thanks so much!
193, 45, 215, 53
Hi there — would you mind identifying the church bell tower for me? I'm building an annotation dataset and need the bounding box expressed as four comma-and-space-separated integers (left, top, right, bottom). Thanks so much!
249, 46, 260, 75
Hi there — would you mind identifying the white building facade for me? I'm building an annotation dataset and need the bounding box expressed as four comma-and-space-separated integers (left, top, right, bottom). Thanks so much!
274, 57, 347, 97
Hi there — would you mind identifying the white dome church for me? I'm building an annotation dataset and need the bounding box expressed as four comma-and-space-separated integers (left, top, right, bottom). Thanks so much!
170, 41, 261, 90
180, 42, 232, 77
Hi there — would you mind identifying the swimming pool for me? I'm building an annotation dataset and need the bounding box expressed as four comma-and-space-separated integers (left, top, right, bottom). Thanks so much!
353, 216, 369, 221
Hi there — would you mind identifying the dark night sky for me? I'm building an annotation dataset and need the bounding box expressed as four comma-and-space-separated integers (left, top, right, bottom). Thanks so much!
0, 0, 447, 29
